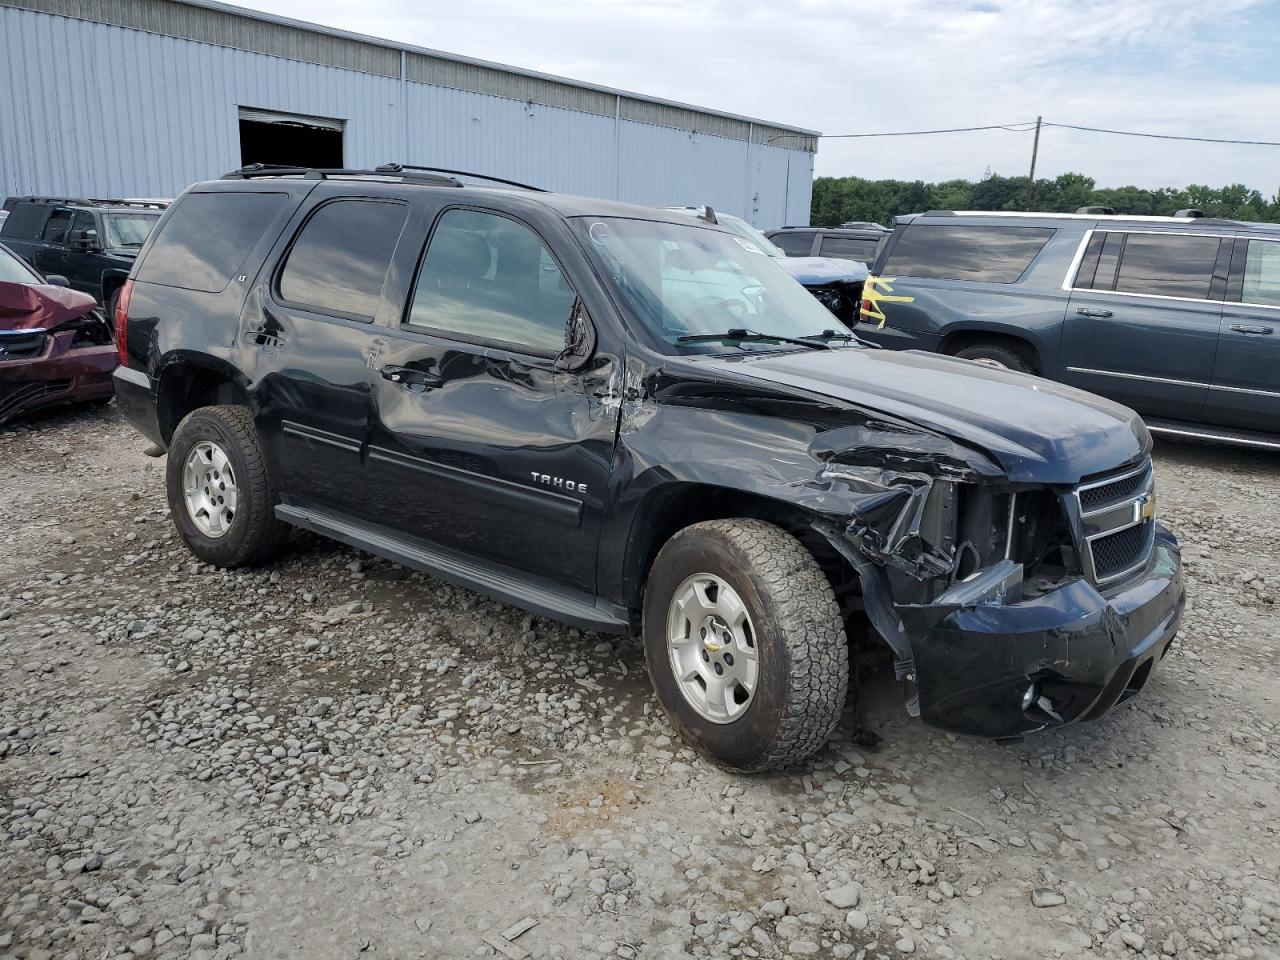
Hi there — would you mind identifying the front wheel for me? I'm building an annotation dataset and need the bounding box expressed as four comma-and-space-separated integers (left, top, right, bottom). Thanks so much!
642, 519, 849, 772
953, 342, 1035, 374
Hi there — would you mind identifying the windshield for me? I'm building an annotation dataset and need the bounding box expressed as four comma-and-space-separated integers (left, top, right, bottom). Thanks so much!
711, 213, 787, 258
0, 245, 39, 283
573, 216, 857, 354
104, 213, 160, 248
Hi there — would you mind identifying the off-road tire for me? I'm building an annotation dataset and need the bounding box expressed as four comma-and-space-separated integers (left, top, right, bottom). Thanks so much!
642, 519, 849, 772
166, 405, 288, 568
953, 342, 1035, 374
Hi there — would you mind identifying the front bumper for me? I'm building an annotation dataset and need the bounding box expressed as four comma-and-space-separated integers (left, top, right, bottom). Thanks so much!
900, 524, 1184, 738
0, 332, 116, 425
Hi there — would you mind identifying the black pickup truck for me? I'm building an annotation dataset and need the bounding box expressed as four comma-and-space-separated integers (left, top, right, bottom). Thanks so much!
113, 165, 1185, 771
0, 196, 168, 313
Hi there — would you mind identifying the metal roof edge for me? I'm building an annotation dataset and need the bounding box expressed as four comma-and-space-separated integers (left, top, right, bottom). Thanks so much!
161, 0, 822, 139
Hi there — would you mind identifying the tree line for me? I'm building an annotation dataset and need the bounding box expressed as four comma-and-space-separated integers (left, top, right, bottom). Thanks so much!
810, 172, 1280, 226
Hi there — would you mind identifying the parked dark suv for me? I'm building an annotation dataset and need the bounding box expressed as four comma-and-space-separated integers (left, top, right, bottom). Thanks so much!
860, 210, 1280, 449
113, 165, 1184, 770
1, 197, 169, 315
767, 223, 889, 264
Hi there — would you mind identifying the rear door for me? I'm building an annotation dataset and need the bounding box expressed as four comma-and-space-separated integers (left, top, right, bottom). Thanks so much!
366, 203, 619, 593
818, 233, 881, 264
0, 203, 52, 266
1205, 236, 1280, 430
1062, 230, 1229, 421
770, 230, 817, 257
247, 187, 413, 513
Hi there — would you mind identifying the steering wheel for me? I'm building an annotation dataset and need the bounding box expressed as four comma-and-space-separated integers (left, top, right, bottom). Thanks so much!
690, 296, 752, 325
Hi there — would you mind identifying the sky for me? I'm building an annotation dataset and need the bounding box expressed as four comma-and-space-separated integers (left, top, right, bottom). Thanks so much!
243, 0, 1280, 194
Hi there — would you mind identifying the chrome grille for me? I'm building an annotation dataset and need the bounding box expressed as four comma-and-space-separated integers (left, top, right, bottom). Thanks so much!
1078, 461, 1152, 511
1072, 458, 1156, 587
1091, 522, 1155, 580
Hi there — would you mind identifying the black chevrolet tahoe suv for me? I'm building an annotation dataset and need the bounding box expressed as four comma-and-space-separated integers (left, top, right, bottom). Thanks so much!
1, 196, 168, 313
113, 165, 1185, 771
860, 210, 1280, 450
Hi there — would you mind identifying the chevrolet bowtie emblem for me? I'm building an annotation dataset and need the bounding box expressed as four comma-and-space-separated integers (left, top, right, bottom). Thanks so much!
1137, 493, 1157, 522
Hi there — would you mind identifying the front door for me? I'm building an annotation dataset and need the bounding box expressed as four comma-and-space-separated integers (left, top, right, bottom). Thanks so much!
244, 189, 412, 512
1061, 230, 1229, 422
367, 206, 619, 593
33, 207, 74, 277
1206, 236, 1280, 431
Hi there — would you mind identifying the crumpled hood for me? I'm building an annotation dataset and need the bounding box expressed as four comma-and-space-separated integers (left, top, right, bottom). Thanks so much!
0, 281, 98, 331
774, 256, 868, 286
103, 247, 140, 260
706, 347, 1150, 483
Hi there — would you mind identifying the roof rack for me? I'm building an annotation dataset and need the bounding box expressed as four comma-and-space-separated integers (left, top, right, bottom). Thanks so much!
221, 163, 547, 192
2, 195, 169, 209
222, 163, 463, 187
375, 164, 547, 192
916, 209, 1252, 226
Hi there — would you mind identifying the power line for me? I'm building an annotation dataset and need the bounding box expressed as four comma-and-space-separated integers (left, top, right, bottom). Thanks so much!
813, 122, 1034, 139
769, 119, 1280, 147
1042, 121, 1280, 147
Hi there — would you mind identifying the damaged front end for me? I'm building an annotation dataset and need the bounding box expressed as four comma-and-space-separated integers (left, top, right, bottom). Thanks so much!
0, 281, 117, 426
805, 419, 1185, 739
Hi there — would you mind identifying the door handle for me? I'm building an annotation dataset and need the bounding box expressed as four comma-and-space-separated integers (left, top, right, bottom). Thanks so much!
381, 365, 442, 391
1075, 308, 1113, 318
1230, 324, 1273, 335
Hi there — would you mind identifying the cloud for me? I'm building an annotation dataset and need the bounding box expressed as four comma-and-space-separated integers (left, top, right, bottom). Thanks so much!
246, 0, 1280, 192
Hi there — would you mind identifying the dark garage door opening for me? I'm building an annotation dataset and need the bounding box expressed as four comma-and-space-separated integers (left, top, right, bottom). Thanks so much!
238, 107, 344, 169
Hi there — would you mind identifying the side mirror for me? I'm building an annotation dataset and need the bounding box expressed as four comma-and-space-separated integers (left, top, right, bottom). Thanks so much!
555, 299, 597, 372
43, 274, 70, 288
69, 229, 100, 251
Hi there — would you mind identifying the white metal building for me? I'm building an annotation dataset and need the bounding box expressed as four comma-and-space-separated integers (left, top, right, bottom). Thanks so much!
0, 0, 818, 226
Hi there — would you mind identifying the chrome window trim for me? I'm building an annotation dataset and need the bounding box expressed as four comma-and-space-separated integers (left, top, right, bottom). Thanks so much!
1237, 237, 1280, 310
1060, 230, 1094, 291
1065, 366, 1209, 389
1063, 227, 1229, 304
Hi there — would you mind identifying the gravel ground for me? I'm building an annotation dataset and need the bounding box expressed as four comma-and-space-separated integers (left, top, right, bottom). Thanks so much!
1, 404, 1277, 960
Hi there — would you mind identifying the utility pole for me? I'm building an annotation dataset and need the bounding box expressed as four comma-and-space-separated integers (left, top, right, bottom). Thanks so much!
1025, 115, 1042, 211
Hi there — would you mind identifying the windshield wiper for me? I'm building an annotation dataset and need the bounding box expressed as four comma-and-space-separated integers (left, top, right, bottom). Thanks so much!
676, 328, 830, 350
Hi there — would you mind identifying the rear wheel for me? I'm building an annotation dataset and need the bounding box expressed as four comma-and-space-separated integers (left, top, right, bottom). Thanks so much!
642, 519, 849, 772
953, 342, 1035, 374
166, 405, 288, 567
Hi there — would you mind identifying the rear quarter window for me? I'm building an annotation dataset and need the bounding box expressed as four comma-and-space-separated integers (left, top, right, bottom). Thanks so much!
136, 192, 291, 293
882, 224, 1055, 283
1, 203, 52, 240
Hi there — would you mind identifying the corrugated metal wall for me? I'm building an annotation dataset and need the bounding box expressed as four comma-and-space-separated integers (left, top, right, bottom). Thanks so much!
0, 5, 814, 225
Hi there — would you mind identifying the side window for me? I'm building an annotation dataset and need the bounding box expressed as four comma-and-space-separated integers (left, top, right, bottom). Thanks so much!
42, 209, 74, 244
1, 204, 51, 239
819, 235, 881, 262
1241, 240, 1280, 307
70, 211, 97, 244
137, 192, 291, 293
1112, 234, 1222, 300
406, 209, 576, 355
278, 199, 408, 319
882, 224, 1055, 283
770, 231, 815, 256
1073, 231, 1124, 290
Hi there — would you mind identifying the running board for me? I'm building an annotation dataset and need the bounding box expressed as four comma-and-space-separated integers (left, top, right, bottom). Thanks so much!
1145, 417, 1280, 451
275, 503, 630, 634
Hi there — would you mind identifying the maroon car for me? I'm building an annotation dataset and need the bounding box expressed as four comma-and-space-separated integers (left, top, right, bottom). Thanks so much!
0, 241, 117, 426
